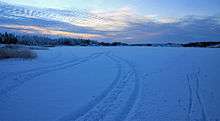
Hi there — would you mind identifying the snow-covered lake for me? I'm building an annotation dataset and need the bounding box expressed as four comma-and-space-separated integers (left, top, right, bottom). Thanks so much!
0, 46, 219, 121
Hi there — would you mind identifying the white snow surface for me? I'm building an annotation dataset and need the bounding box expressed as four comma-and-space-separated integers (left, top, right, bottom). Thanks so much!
0, 46, 219, 121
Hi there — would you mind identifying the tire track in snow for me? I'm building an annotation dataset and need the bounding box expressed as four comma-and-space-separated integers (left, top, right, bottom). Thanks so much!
58, 53, 140, 121
77, 70, 133, 121
0, 51, 64, 80
112, 55, 140, 121
0, 52, 91, 80
0, 52, 103, 101
58, 53, 123, 121
76, 53, 137, 121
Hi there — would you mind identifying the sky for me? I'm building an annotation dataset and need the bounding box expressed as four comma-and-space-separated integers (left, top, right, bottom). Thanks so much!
0, 0, 220, 43
2, 0, 220, 17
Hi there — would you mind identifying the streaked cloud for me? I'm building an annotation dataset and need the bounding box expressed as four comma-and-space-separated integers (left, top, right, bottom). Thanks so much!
0, 24, 104, 39
0, 2, 176, 31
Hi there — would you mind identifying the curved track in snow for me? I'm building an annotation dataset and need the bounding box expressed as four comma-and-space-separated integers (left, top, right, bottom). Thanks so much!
58, 52, 140, 121
0, 52, 103, 101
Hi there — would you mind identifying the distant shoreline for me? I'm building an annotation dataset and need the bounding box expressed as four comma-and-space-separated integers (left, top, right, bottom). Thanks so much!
1, 32, 220, 48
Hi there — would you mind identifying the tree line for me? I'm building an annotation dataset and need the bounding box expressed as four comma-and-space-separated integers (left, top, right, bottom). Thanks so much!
0, 32, 18, 44
0, 32, 128, 46
1, 32, 219, 48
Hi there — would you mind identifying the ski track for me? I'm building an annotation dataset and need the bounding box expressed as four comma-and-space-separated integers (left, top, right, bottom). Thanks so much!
194, 70, 207, 121
187, 74, 193, 121
0, 52, 104, 101
58, 53, 140, 121
186, 68, 208, 121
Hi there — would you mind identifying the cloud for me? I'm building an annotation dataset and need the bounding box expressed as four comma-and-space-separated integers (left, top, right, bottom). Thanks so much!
0, 24, 104, 39
0, 2, 163, 31
0, 2, 220, 43
95, 15, 220, 43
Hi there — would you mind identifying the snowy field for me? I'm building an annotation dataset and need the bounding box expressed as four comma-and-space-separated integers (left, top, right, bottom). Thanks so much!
0, 46, 219, 121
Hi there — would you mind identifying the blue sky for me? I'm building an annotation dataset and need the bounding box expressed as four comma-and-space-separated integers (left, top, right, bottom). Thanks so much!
2, 0, 220, 17
0, 0, 220, 43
